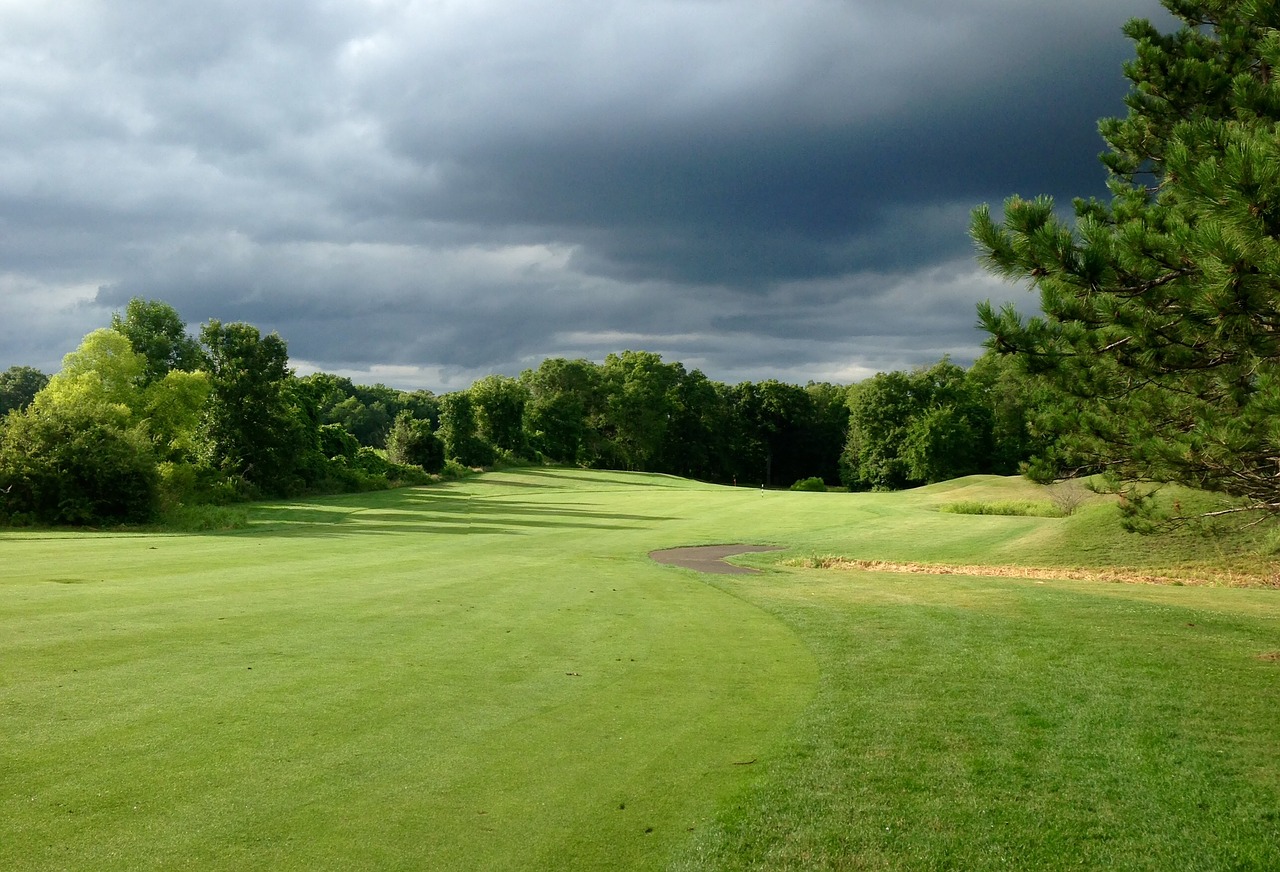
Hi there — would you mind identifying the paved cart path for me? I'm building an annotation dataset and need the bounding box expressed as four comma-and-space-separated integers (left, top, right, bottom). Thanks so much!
648, 544, 785, 575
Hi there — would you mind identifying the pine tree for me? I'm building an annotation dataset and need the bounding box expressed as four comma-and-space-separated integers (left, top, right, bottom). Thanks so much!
972, 0, 1280, 517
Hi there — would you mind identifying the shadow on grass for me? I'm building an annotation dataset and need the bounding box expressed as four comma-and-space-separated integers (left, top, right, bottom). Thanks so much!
458, 476, 560, 489
401, 494, 677, 524
244, 486, 676, 537
509, 468, 701, 488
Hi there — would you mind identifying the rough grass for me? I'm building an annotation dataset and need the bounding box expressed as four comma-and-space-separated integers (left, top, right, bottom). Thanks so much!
939, 499, 1061, 517
674, 570, 1280, 870
4, 469, 1280, 870
156, 503, 251, 531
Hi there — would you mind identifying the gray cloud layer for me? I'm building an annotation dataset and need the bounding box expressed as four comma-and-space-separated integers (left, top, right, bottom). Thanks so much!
0, 0, 1169, 389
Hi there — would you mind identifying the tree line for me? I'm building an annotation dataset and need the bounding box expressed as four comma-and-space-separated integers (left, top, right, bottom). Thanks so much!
0, 299, 1057, 526
5, 2, 1274, 528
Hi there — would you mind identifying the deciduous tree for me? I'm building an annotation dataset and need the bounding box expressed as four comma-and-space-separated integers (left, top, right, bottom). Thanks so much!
521, 358, 601, 464
199, 320, 316, 494
0, 366, 49, 416
599, 351, 682, 471
110, 298, 201, 385
470, 374, 529, 456
33, 328, 145, 421
438, 391, 496, 467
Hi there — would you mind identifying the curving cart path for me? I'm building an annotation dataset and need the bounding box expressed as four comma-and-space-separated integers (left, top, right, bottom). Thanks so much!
648, 544, 784, 575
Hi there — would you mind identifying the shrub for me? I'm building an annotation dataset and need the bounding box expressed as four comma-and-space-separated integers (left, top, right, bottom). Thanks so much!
353, 446, 392, 477
156, 460, 200, 511
159, 504, 249, 531
790, 477, 828, 492
0, 406, 158, 526
441, 459, 473, 479
384, 461, 432, 487
1047, 479, 1091, 516
386, 411, 446, 473
319, 423, 360, 461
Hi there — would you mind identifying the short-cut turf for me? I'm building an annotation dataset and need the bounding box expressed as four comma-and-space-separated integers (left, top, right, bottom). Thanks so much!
3, 469, 1279, 869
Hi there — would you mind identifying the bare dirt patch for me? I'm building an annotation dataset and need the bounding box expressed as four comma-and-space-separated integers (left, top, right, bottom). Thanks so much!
649, 544, 785, 575
786, 556, 1280, 589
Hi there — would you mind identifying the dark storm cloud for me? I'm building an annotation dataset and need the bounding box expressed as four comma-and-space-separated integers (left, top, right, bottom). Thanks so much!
389, 0, 1169, 358
372, 0, 1158, 286
0, 0, 1171, 388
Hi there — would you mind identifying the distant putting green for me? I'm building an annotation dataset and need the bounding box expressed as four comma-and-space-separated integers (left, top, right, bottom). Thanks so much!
3, 469, 1279, 869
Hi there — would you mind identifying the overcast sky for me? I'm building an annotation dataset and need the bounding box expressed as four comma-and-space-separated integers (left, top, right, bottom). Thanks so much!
0, 0, 1172, 391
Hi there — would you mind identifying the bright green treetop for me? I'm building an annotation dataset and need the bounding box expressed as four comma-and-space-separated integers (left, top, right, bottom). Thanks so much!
110, 298, 202, 386
34, 328, 145, 424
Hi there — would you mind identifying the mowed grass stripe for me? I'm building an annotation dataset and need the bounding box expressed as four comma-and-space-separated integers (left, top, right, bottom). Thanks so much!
1, 471, 815, 870
4, 468, 1280, 869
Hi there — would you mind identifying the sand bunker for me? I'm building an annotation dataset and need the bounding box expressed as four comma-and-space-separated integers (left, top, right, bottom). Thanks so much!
649, 544, 784, 575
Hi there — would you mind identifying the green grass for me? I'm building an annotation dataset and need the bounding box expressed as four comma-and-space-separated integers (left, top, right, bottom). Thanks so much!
675, 573, 1280, 870
3, 470, 1279, 869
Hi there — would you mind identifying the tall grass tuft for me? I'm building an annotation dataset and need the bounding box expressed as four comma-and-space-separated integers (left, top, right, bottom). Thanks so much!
157, 504, 250, 531
940, 500, 1062, 517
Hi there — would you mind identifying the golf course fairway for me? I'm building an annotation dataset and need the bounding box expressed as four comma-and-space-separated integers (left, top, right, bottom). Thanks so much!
4, 468, 1279, 869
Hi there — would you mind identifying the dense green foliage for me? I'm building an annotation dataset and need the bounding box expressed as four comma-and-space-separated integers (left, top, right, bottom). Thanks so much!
470, 373, 528, 455
304, 371, 439, 449
973, 0, 1280, 517
0, 365, 48, 415
0, 403, 158, 524
438, 390, 498, 467
521, 356, 598, 463
439, 350, 938, 488
0, 306, 452, 524
199, 320, 317, 495
841, 356, 1046, 490
385, 410, 446, 473
0, 296, 1054, 525
110, 298, 202, 385
0, 328, 197, 525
